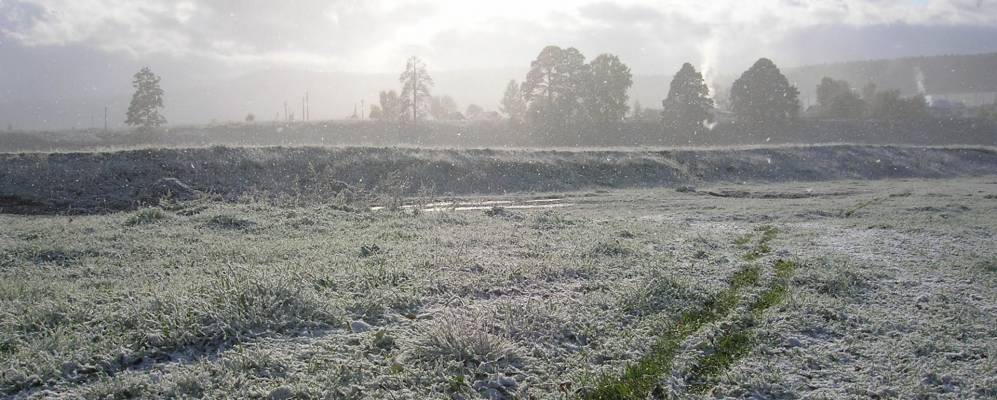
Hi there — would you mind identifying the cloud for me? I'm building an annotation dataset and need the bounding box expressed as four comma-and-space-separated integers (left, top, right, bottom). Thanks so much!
2, 0, 997, 75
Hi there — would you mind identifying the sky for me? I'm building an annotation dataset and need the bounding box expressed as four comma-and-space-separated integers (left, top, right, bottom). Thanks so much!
2, 0, 997, 129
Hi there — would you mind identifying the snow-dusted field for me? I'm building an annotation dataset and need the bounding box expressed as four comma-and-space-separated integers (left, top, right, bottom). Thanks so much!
1, 177, 995, 398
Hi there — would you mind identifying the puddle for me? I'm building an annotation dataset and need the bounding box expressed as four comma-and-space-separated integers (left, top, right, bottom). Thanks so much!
421, 203, 573, 212
371, 199, 572, 212
523, 198, 565, 203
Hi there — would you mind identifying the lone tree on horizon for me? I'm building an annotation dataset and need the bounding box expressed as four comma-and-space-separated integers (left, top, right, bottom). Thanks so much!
730, 58, 799, 123
125, 67, 166, 129
399, 56, 433, 123
662, 62, 714, 134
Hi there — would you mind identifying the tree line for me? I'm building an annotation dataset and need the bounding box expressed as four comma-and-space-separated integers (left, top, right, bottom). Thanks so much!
813, 78, 929, 120
122, 46, 991, 141
360, 48, 805, 145
362, 46, 942, 145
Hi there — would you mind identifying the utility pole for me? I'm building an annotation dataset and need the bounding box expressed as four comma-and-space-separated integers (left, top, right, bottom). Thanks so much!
103, 106, 108, 132
412, 65, 417, 123
305, 91, 310, 121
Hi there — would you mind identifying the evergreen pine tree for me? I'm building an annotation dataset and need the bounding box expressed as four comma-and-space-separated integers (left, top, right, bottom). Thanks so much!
730, 58, 800, 123
125, 67, 166, 129
662, 63, 714, 133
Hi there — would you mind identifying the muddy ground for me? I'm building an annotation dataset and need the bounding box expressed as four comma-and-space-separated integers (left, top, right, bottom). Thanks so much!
2, 144, 996, 214
1, 176, 995, 398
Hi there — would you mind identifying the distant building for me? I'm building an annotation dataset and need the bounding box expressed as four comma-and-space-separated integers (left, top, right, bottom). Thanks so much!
928, 91, 997, 108
786, 52, 997, 109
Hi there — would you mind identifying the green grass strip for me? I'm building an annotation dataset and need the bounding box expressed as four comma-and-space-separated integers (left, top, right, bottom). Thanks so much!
686, 259, 798, 394
742, 226, 778, 261
582, 228, 784, 399
842, 197, 885, 217
581, 265, 761, 400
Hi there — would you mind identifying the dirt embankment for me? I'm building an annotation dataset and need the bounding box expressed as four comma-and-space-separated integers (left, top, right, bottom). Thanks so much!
1, 145, 996, 214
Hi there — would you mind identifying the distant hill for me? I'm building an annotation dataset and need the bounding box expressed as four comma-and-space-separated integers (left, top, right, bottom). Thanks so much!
784, 52, 997, 105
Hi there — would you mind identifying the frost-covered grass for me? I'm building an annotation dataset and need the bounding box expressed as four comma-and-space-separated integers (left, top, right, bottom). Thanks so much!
1, 177, 996, 398
583, 264, 764, 399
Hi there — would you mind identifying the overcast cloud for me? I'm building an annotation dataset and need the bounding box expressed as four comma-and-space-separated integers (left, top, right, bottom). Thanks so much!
4, 0, 997, 73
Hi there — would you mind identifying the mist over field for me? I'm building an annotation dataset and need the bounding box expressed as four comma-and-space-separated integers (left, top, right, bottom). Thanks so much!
2, 1, 997, 399
3, 0, 997, 130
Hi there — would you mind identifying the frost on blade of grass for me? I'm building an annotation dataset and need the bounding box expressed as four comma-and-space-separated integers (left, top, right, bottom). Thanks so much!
127, 267, 339, 356
484, 206, 524, 221
795, 258, 874, 299
18, 246, 97, 267
411, 314, 523, 368
977, 258, 997, 274
733, 234, 752, 246
358, 243, 382, 257
583, 265, 761, 400
529, 210, 574, 230
620, 277, 702, 317
0, 265, 340, 394
687, 260, 798, 394
489, 299, 579, 343
80, 373, 151, 400
6, 176, 995, 398
750, 259, 797, 313
743, 225, 778, 261
125, 207, 168, 226
205, 214, 257, 230
220, 346, 290, 379
841, 196, 887, 217
589, 240, 632, 258
685, 326, 754, 393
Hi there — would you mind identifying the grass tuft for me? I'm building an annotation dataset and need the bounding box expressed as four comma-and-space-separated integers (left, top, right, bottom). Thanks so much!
412, 315, 522, 367
590, 240, 632, 257
125, 208, 168, 226
206, 214, 257, 230
977, 258, 997, 274
358, 244, 382, 258
620, 277, 700, 317
529, 211, 574, 230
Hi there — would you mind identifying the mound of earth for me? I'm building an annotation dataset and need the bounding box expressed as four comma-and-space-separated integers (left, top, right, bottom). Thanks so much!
1, 144, 996, 214
136, 178, 201, 204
